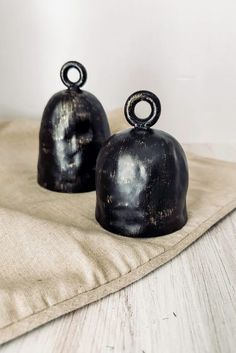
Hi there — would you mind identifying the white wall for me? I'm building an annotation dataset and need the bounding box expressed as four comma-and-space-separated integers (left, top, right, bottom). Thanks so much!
0, 0, 235, 142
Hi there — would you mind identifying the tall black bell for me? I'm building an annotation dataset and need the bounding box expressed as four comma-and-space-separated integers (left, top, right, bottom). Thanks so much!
96, 90, 188, 237
37, 61, 110, 193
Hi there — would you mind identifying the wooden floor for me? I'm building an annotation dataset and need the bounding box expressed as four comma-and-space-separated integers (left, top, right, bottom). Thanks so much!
1, 144, 236, 353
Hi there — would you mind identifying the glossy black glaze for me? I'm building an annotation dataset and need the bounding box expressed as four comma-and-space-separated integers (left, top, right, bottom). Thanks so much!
38, 61, 110, 193
95, 90, 188, 237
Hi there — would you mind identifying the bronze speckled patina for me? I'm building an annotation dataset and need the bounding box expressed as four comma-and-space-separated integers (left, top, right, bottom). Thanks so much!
38, 61, 110, 193
95, 90, 189, 237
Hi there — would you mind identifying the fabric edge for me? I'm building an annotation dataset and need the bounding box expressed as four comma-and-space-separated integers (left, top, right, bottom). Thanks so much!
1, 200, 235, 346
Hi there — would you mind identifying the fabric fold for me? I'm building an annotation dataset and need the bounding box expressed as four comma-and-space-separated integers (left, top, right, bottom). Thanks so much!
0, 118, 235, 344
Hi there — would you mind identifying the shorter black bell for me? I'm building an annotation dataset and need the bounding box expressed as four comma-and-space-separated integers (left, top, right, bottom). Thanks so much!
95, 90, 189, 237
37, 61, 110, 193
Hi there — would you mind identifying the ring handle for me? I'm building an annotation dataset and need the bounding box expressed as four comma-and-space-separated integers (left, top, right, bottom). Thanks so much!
60, 61, 87, 89
124, 90, 161, 128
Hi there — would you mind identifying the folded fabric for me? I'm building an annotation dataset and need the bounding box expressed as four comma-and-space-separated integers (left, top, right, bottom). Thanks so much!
0, 115, 235, 344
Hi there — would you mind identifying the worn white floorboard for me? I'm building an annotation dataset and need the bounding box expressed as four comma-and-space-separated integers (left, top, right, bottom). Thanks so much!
1, 144, 235, 353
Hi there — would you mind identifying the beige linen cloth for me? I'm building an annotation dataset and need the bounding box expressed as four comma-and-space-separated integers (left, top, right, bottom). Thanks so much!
0, 112, 235, 344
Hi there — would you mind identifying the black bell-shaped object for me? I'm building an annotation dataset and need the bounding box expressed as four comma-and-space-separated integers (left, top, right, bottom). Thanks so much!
95, 90, 188, 237
38, 61, 110, 193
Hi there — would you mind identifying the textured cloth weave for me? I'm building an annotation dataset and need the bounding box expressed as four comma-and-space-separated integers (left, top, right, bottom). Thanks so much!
0, 114, 235, 344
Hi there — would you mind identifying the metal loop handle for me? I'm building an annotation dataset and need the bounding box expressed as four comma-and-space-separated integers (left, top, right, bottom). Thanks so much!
60, 61, 87, 88
124, 90, 161, 128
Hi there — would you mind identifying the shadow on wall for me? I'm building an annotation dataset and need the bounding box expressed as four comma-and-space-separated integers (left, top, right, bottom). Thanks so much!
0, 110, 40, 121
